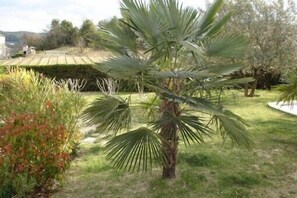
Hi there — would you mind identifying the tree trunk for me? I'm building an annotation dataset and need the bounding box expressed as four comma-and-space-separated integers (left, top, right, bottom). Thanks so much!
160, 99, 180, 179
244, 83, 249, 97
238, 69, 250, 97
248, 79, 258, 97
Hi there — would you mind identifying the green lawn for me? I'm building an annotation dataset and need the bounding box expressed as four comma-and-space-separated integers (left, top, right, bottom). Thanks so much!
52, 89, 297, 198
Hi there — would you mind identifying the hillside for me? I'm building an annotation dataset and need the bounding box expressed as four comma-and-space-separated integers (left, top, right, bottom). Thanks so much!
0, 30, 44, 46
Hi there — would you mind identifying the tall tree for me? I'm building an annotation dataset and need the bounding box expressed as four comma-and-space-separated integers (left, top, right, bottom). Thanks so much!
83, 0, 252, 179
60, 20, 79, 46
80, 19, 98, 47
219, 0, 297, 97
48, 19, 62, 48
41, 19, 79, 49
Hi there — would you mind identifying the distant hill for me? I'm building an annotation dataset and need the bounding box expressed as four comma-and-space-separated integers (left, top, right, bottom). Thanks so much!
0, 30, 44, 47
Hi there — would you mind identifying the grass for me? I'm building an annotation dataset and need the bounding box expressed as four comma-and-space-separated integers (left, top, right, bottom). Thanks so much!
52, 89, 297, 198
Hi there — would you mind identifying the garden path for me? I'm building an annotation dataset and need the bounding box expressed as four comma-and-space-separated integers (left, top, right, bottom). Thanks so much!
268, 101, 297, 116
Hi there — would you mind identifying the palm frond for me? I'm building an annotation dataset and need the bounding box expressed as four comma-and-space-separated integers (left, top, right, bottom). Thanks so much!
105, 127, 163, 171
196, 0, 224, 36
277, 72, 297, 105
138, 95, 161, 121
172, 95, 252, 148
206, 63, 244, 75
204, 35, 247, 58
148, 70, 206, 79
99, 20, 138, 55
160, 94, 252, 146
82, 95, 131, 134
121, 0, 167, 48
160, 93, 220, 114
206, 12, 232, 36
200, 77, 254, 89
153, 112, 212, 145
180, 41, 206, 58
154, 0, 199, 41
93, 56, 149, 79
210, 110, 253, 149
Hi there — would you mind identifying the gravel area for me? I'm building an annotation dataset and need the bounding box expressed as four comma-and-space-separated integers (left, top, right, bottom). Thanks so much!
268, 101, 297, 116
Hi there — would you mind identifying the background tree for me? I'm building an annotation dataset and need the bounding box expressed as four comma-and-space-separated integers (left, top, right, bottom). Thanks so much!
60, 20, 80, 46
83, 0, 252, 179
80, 19, 99, 47
41, 19, 80, 50
22, 33, 44, 49
46, 19, 63, 49
219, 0, 297, 97
98, 17, 119, 29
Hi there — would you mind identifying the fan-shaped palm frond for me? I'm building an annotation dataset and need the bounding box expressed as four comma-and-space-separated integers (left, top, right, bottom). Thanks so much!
196, 0, 224, 36
82, 95, 131, 134
138, 95, 160, 121
105, 127, 163, 171
121, 0, 167, 49
210, 110, 252, 149
206, 63, 244, 75
148, 70, 205, 79
160, 93, 220, 114
153, 0, 200, 41
204, 35, 247, 58
153, 112, 212, 145
278, 72, 297, 105
197, 77, 254, 90
180, 41, 206, 58
99, 20, 138, 55
94, 56, 149, 79
158, 93, 252, 147
206, 12, 232, 36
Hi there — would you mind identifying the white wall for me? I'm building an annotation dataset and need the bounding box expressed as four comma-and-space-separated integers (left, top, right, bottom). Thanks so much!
0, 36, 7, 59
0, 36, 5, 45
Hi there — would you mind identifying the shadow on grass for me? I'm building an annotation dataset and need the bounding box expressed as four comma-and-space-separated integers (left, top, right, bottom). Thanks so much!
179, 153, 213, 167
85, 144, 104, 155
220, 173, 261, 187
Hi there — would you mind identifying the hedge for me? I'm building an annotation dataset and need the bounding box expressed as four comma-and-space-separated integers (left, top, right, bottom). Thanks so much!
1, 64, 138, 92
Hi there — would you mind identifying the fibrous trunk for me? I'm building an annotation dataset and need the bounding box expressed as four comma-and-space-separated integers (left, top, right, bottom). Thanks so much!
160, 99, 180, 179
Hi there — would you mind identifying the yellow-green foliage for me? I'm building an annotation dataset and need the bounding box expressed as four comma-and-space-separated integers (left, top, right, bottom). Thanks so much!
0, 68, 86, 148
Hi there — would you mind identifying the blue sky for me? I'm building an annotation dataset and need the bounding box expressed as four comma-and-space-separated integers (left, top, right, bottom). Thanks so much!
0, 0, 210, 33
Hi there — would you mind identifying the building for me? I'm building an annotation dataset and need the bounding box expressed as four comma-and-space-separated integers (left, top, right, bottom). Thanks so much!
0, 34, 7, 59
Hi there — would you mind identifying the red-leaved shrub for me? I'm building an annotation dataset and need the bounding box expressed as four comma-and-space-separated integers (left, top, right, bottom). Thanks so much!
0, 111, 71, 197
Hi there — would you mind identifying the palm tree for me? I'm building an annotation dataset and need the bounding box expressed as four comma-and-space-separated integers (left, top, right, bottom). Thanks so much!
83, 0, 253, 179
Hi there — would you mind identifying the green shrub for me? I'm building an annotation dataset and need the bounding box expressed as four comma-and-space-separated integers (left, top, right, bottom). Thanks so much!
0, 69, 85, 196
0, 66, 4, 74
0, 113, 70, 197
11, 52, 25, 58
0, 68, 86, 149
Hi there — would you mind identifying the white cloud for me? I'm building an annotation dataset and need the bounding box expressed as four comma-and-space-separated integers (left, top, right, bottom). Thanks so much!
0, 0, 208, 32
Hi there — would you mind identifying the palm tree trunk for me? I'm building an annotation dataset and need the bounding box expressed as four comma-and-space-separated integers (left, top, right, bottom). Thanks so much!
160, 99, 180, 179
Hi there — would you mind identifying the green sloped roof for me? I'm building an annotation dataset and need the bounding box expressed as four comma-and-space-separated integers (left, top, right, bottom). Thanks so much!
0, 54, 106, 66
